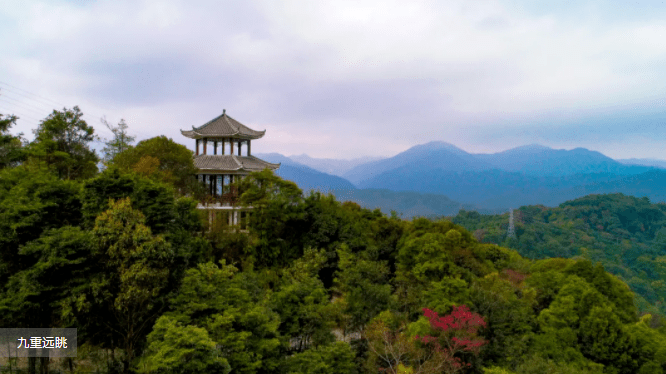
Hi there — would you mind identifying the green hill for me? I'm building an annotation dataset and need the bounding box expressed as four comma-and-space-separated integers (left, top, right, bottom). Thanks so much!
451, 193, 666, 317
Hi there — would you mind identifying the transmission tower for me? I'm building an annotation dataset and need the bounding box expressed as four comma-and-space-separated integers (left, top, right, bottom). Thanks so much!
507, 208, 516, 239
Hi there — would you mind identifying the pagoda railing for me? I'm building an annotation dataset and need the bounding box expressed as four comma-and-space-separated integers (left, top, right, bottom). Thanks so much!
199, 186, 240, 206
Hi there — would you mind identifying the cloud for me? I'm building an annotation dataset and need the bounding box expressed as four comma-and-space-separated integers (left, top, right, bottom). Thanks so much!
2, 0, 666, 159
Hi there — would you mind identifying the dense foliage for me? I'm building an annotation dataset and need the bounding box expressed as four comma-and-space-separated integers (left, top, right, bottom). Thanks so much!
452, 194, 666, 318
1, 110, 666, 374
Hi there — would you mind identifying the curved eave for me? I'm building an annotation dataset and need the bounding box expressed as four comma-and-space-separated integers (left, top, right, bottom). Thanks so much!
180, 129, 265, 140
246, 156, 280, 170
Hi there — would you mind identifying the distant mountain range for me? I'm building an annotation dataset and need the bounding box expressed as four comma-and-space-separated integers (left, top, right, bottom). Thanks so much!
289, 154, 385, 177
254, 153, 357, 192
255, 144, 666, 217
617, 158, 666, 169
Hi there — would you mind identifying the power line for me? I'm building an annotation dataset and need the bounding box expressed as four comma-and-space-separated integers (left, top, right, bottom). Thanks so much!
0, 102, 44, 122
0, 109, 41, 131
0, 81, 156, 141
0, 96, 50, 117
0, 80, 65, 108
0, 82, 111, 125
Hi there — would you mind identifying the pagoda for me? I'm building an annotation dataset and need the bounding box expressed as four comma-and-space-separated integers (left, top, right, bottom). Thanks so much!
181, 109, 280, 227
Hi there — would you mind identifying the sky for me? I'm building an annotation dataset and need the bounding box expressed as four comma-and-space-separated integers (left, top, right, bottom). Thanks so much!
1, 0, 666, 160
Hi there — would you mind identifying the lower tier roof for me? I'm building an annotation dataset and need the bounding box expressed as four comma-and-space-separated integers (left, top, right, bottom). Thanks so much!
194, 155, 280, 172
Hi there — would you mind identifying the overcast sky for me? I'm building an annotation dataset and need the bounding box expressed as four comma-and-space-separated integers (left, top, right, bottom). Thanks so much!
2, 0, 666, 159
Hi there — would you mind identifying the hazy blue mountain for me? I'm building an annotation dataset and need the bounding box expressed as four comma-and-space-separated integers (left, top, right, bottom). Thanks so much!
256, 146, 666, 217
342, 141, 494, 185
256, 153, 357, 192
358, 163, 666, 211
564, 169, 666, 203
617, 158, 666, 169
330, 188, 487, 218
289, 154, 385, 176
475, 144, 654, 176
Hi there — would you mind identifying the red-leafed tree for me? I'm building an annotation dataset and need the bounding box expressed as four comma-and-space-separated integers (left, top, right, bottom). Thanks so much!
416, 305, 487, 373
366, 306, 486, 374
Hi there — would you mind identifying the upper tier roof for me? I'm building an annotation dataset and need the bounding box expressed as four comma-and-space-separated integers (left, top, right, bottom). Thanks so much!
181, 109, 266, 139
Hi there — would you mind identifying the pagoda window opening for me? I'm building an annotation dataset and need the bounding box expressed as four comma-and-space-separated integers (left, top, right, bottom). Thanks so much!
223, 175, 230, 193
216, 175, 223, 196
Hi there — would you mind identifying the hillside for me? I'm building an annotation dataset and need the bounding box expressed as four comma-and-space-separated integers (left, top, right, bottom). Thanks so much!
331, 188, 484, 218
354, 144, 666, 211
618, 158, 666, 169
450, 193, 666, 317
255, 152, 357, 192
267, 145, 666, 216
3, 162, 666, 374
342, 141, 493, 185
289, 154, 385, 176
256, 152, 478, 217
475, 144, 653, 176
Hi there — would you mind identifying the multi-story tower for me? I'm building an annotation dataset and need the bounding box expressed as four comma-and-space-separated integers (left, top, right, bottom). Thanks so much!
181, 109, 280, 226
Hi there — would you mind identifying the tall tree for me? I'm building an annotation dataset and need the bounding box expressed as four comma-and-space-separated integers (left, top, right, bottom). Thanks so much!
111, 136, 198, 196
29, 106, 99, 180
101, 117, 135, 164
0, 113, 25, 169
165, 261, 282, 374
238, 169, 306, 267
65, 198, 175, 373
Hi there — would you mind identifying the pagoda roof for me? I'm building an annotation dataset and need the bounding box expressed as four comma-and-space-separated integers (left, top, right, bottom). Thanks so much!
181, 110, 266, 139
194, 155, 280, 172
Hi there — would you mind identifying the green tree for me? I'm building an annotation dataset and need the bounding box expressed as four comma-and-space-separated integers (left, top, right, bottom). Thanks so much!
283, 342, 357, 374
111, 136, 198, 195
239, 169, 307, 267
66, 198, 175, 373
271, 249, 338, 352
0, 113, 25, 169
335, 244, 393, 333
29, 106, 99, 180
0, 226, 93, 373
81, 168, 176, 234
166, 261, 281, 374
469, 272, 535, 365
101, 117, 135, 164
0, 166, 82, 281
138, 316, 230, 374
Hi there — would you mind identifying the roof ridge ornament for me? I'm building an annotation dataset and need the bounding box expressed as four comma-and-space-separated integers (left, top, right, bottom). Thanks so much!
223, 109, 226, 115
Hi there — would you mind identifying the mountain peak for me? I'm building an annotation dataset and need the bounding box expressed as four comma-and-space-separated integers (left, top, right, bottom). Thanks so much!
408, 141, 469, 155
504, 144, 552, 153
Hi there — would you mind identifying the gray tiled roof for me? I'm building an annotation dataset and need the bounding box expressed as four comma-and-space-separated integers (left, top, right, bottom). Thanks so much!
181, 110, 266, 139
194, 155, 280, 171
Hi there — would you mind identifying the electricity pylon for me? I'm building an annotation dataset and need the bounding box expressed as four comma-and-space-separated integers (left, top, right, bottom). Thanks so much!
507, 208, 516, 239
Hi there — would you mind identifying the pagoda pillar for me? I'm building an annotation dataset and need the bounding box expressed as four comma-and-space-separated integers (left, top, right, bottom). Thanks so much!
203, 138, 208, 155
214, 140, 218, 155
247, 141, 251, 156
196, 139, 199, 155
238, 140, 242, 156
230, 139, 234, 155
